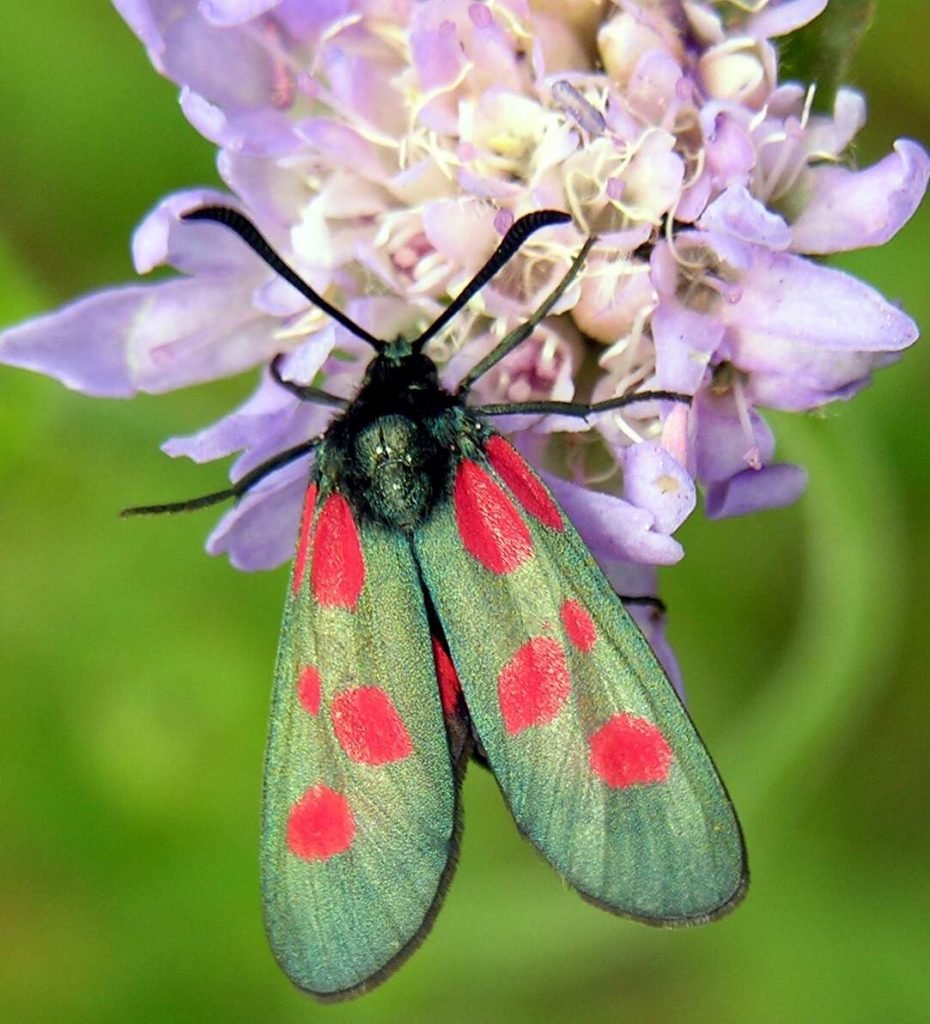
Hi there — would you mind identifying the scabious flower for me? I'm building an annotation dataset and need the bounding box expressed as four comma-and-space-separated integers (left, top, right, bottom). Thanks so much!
1, 0, 926, 675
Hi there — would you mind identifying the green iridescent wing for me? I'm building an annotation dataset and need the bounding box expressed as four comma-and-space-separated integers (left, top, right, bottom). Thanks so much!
262, 483, 460, 999
413, 435, 747, 922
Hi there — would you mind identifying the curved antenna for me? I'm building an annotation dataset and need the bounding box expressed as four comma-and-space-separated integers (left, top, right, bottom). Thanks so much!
411, 210, 571, 354
182, 206, 383, 351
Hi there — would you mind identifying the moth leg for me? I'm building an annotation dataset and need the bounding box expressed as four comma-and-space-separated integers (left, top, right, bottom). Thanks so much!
475, 388, 691, 420
269, 353, 349, 409
618, 595, 666, 614
121, 436, 321, 516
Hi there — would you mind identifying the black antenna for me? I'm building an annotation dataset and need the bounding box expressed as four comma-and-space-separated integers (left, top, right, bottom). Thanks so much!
182, 206, 572, 358
411, 210, 571, 353
182, 207, 383, 350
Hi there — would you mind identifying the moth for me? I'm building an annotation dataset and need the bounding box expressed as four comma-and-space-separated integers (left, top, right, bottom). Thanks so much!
128, 206, 747, 999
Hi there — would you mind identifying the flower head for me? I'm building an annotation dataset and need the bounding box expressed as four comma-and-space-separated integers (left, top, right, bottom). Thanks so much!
1, 1, 926, 632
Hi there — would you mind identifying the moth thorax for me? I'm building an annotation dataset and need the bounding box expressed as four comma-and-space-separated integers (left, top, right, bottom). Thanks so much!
352, 414, 444, 530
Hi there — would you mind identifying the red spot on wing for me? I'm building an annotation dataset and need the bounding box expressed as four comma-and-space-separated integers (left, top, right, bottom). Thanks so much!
286, 784, 355, 860
291, 483, 318, 594
332, 686, 414, 765
296, 665, 322, 716
454, 459, 532, 575
498, 636, 571, 735
486, 435, 563, 531
561, 599, 598, 653
589, 713, 673, 788
432, 637, 463, 716
310, 492, 365, 609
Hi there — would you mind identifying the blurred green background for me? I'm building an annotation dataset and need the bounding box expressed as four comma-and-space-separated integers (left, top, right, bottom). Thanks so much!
1, 4, 928, 1023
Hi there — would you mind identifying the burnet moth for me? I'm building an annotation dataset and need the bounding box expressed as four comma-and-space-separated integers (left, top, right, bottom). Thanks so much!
125, 205, 747, 999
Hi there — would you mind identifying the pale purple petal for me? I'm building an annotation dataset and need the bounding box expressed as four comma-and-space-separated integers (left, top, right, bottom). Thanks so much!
206, 459, 307, 570
469, 14, 529, 90
544, 473, 685, 566
252, 275, 314, 317
289, 199, 369, 273
485, 411, 589, 436
341, 298, 416, 350
421, 201, 499, 270
315, 170, 389, 220
799, 88, 867, 161
217, 150, 309, 224
179, 88, 230, 145
322, 43, 406, 138
725, 249, 919, 372
199, 0, 280, 26
625, 50, 684, 126
411, 21, 468, 93
204, 342, 343, 476
706, 112, 755, 183
388, 157, 459, 207
123, 277, 278, 392
676, 167, 713, 222
0, 286, 143, 396
698, 184, 791, 250
455, 167, 522, 201
623, 442, 696, 533
161, 10, 276, 109
132, 188, 252, 274
163, 371, 295, 461
276, 0, 353, 41
118, 0, 305, 151
651, 302, 723, 395
295, 119, 391, 183
648, 236, 683, 301
230, 397, 331, 476
623, 131, 685, 221
747, 0, 828, 38
166, 335, 341, 470
790, 140, 930, 254
660, 402, 691, 471
112, 0, 169, 69
0, 273, 276, 398
696, 228, 754, 274
649, 239, 732, 390
705, 463, 808, 518
179, 206, 313, 311
572, 254, 654, 343
180, 88, 300, 156
745, 351, 899, 411
693, 393, 775, 484
410, 2, 523, 97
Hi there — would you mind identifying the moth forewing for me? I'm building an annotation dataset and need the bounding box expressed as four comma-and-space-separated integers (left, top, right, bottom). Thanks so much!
261, 483, 461, 998
412, 434, 747, 922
